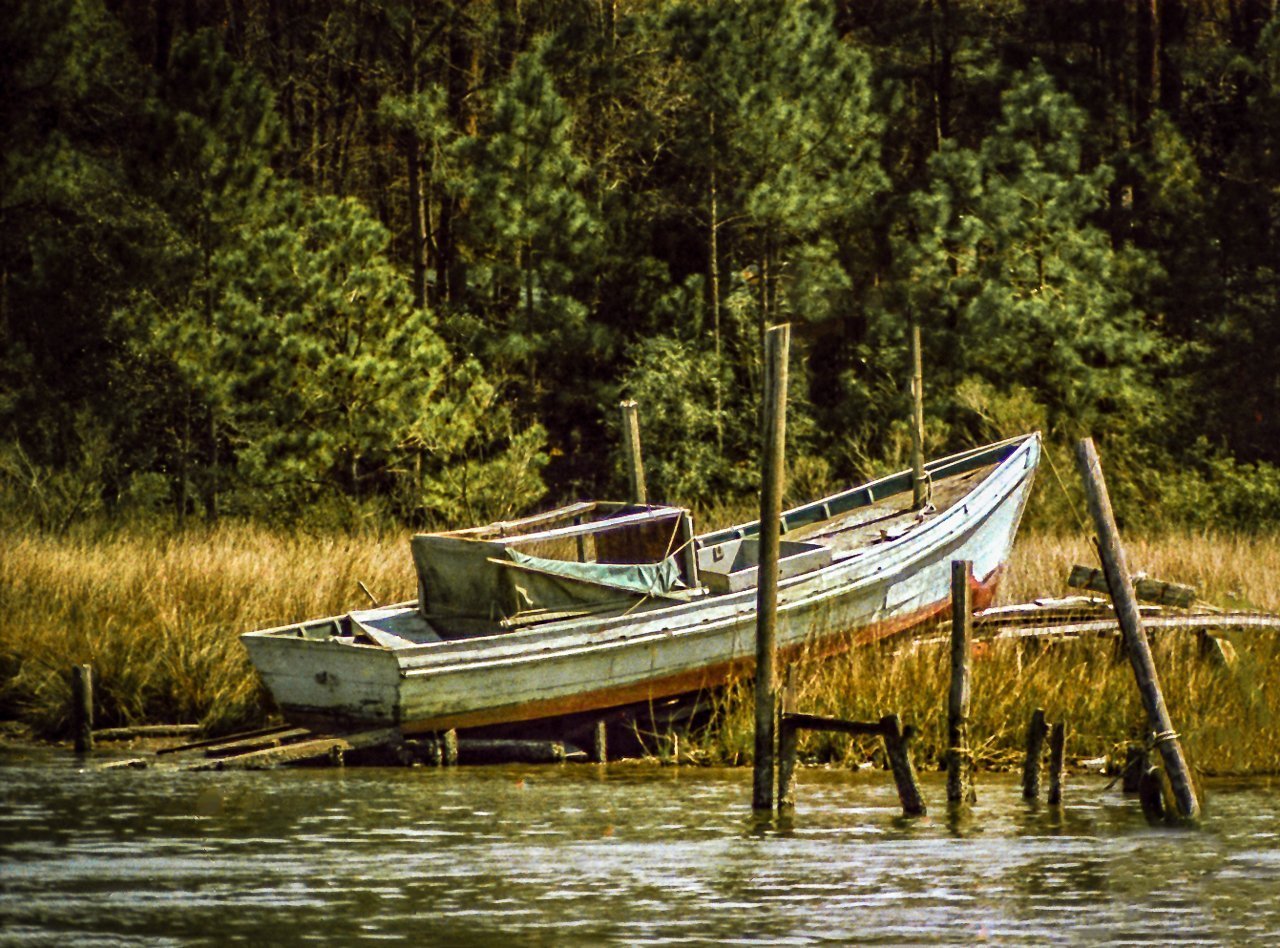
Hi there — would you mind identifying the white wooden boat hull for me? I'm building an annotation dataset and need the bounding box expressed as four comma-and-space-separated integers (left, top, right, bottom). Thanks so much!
241, 435, 1040, 732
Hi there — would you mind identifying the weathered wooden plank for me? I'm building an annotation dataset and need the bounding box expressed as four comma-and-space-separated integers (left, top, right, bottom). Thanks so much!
1068, 564, 1196, 608
188, 728, 400, 771
157, 724, 297, 756
202, 728, 313, 758
992, 612, 1280, 639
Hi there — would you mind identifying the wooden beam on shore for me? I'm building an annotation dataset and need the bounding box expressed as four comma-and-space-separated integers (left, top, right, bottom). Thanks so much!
753, 323, 789, 813
1068, 564, 1196, 608
92, 724, 203, 742
187, 727, 401, 771
1076, 437, 1201, 825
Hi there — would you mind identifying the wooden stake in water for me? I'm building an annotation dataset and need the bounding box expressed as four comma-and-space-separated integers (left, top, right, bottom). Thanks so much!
752, 323, 789, 812
620, 400, 647, 505
1047, 722, 1066, 805
1075, 437, 1201, 824
777, 665, 799, 812
71, 665, 94, 755
947, 560, 976, 805
881, 714, 927, 817
1022, 708, 1048, 800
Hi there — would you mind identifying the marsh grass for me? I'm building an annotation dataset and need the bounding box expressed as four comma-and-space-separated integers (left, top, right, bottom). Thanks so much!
1, 524, 412, 736
3, 524, 1279, 772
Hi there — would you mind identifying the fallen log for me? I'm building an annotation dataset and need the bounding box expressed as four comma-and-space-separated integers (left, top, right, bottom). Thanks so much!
1068, 564, 1196, 608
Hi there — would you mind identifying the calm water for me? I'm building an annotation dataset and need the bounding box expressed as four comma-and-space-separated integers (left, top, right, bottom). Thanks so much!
2, 750, 1279, 945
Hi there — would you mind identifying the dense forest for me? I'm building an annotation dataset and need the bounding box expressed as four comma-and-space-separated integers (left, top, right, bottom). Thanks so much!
3, 0, 1279, 533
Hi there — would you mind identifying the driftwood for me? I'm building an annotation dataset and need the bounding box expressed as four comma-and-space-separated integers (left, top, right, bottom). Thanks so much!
1068, 564, 1196, 608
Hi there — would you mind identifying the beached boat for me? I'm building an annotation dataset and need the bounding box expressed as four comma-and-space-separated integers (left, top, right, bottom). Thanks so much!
240, 433, 1040, 733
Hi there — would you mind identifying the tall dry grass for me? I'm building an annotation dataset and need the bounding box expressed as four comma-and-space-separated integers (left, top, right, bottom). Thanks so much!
3, 524, 1279, 772
0, 524, 413, 736
692, 531, 1280, 775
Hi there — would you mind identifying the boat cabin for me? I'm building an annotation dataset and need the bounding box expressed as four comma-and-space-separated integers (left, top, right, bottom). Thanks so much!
411, 502, 702, 636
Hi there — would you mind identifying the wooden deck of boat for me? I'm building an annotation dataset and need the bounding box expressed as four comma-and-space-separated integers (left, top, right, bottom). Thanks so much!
786, 463, 997, 554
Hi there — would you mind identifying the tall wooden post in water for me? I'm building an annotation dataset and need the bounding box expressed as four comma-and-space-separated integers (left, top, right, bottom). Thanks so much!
947, 560, 976, 805
909, 319, 928, 509
620, 399, 647, 505
753, 323, 789, 812
1075, 437, 1200, 824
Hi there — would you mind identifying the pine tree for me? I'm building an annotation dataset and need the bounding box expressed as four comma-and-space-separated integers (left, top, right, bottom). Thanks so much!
891, 66, 1162, 443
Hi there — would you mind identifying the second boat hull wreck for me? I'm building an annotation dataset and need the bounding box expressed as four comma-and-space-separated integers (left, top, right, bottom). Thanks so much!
241, 434, 1041, 734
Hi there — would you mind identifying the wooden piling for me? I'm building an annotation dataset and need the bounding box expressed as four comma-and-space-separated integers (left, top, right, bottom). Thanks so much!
442, 728, 459, 767
1047, 722, 1066, 805
752, 324, 789, 812
880, 714, 926, 817
1075, 437, 1200, 824
1122, 745, 1145, 794
777, 666, 798, 812
1022, 708, 1048, 800
909, 319, 928, 509
947, 560, 976, 806
591, 720, 608, 764
70, 665, 93, 754
620, 400, 647, 505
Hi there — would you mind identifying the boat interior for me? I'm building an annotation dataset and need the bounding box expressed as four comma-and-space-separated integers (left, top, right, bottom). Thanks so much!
266, 438, 1026, 649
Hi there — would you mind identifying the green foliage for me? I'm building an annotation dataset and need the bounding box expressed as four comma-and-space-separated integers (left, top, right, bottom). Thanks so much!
891, 66, 1163, 445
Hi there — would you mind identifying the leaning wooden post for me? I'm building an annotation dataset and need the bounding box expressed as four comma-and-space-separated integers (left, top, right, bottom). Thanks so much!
752, 323, 789, 812
1022, 708, 1048, 800
1075, 437, 1201, 824
1047, 721, 1066, 805
908, 318, 928, 509
619, 400, 647, 505
881, 714, 927, 817
947, 560, 976, 805
71, 665, 93, 754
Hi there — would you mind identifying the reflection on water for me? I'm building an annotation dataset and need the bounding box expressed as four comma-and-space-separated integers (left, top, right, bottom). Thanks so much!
2, 749, 1279, 944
